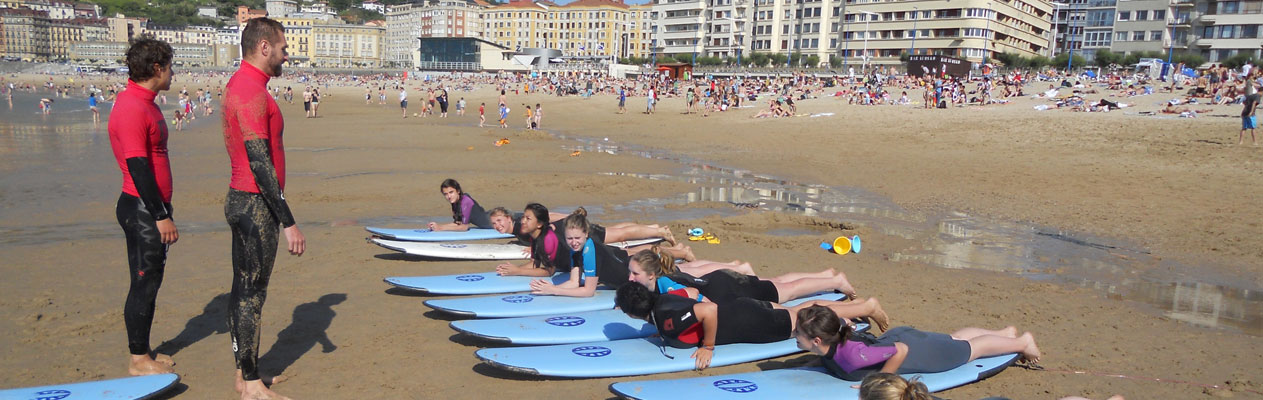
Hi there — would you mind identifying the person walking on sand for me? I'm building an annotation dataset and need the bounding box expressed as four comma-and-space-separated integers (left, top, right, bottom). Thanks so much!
617, 86, 627, 114
399, 87, 408, 118
1241, 91, 1258, 146
109, 37, 179, 377
478, 102, 486, 127
221, 18, 306, 400
302, 86, 312, 118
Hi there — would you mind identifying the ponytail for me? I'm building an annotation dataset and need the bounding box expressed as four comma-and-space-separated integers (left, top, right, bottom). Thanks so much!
858, 373, 933, 400
562, 207, 591, 237
631, 246, 678, 278
793, 305, 845, 348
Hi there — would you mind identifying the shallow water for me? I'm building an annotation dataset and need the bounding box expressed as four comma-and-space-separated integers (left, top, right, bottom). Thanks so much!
550, 134, 1262, 336
0, 94, 1257, 336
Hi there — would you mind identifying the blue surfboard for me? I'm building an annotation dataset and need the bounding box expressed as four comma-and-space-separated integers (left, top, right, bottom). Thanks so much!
0, 373, 179, 400
608, 354, 1019, 399
450, 292, 848, 345
425, 291, 616, 318
365, 227, 512, 241
385, 272, 572, 295
476, 336, 810, 378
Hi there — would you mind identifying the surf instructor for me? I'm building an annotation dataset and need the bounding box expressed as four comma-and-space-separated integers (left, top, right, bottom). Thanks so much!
109, 37, 178, 376
222, 18, 304, 400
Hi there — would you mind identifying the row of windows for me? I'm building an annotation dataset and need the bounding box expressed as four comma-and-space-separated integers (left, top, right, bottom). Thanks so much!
1202, 24, 1261, 39
1113, 30, 1163, 42
1115, 9, 1166, 21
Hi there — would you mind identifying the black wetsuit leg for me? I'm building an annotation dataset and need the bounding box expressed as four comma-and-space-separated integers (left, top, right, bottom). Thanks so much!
224, 189, 279, 381
116, 192, 172, 356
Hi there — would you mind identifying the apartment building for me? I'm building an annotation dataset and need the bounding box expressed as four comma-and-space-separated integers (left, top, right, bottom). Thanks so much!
1, 7, 50, 61
747, 0, 843, 63
1191, 0, 1262, 63
833, 0, 1053, 66
48, 17, 79, 60
275, 16, 316, 64
1109, 0, 1168, 55
385, 0, 487, 69
267, 0, 299, 18
312, 22, 386, 67
652, 0, 705, 57
107, 14, 145, 42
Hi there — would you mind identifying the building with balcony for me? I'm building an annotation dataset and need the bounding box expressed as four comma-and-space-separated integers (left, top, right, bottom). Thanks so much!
48, 17, 80, 60
479, 0, 647, 59
274, 16, 315, 65
834, 0, 1053, 67
1191, 0, 1261, 63
386, 0, 487, 69
1, 8, 50, 61
748, 0, 844, 65
267, 0, 298, 18
652, 0, 706, 57
1109, 0, 1169, 55
312, 22, 386, 67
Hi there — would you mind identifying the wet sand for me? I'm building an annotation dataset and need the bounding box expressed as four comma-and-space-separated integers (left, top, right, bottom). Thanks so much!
0, 73, 1261, 399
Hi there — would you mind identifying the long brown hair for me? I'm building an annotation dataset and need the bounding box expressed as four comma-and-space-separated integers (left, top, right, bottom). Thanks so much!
794, 305, 846, 348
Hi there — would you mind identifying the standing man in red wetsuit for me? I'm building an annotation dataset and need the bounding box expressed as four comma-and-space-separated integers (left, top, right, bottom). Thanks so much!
109, 37, 178, 377
221, 18, 304, 400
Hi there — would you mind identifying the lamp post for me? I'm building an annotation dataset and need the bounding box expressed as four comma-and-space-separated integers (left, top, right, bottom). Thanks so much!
859, 10, 876, 73
1066, 0, 1080, 72
982, 3, 992, 65
909, 6, 918, 56
715, 16, 745, 66
1049, 2, 1067, 58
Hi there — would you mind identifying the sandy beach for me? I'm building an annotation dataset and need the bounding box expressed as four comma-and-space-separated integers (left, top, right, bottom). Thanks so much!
0, 72, 1260, 399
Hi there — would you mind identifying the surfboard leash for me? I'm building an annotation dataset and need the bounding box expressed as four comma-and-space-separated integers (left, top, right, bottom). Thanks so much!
1025, 366, 1263, 395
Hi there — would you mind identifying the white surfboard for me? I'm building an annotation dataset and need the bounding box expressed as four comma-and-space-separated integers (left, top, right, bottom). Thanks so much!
0, 373, 179, 400
372, 238, 664, 260
366, 226, 512, 241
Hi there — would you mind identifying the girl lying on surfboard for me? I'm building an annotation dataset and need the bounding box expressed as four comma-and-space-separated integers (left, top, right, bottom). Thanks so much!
427, 179, 493, 232
528, 209, 754, 297
793, 305, 1041, 382
629, 247, 860, 304
614, 282, 890, 369
495, 203, 571, 277
487, 206, 676, 246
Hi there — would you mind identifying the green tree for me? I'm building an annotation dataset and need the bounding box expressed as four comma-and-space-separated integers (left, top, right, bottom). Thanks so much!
748, 52, 770, 67
829, 54, 844, 68
1028, 55, 1052, 69
805, 54, 820, 67
1052, 53, 1087, 70
1220, 53, 1256, 69
1170, 51, 1205, 68
770, 53, 788, 65
1093, 49, 1122, 68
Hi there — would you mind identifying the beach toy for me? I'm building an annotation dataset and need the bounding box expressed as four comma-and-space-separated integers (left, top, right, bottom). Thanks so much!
495, 138, 510, 146
819, 241, 833, 251
850, 235, 862, 253
569, 150, 581, 157
688, 228, 704, 237
831, 236, 851, 254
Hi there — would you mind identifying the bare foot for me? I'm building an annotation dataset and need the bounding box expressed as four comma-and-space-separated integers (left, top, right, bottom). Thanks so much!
235, 370, 289, 394
679, 245, 696, 262
128, 355, 174, 376
152, 353, 175, 367
1000, 326, 1018, 339
833, 272, 858, 299
239, 378, 292, 400
660, 227, 676, 246
866, 298, 890, 332
1020, 332, 1041, 363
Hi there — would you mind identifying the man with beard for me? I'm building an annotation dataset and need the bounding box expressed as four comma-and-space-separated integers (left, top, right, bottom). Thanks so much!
220, 18, 306, 400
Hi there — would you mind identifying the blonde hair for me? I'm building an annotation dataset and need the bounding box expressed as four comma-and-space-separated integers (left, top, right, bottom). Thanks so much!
630, 245, 677, 277
858, 373, 933, 400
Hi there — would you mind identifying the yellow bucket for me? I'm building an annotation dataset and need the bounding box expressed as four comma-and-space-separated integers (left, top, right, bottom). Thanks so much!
832, 236, 852, 254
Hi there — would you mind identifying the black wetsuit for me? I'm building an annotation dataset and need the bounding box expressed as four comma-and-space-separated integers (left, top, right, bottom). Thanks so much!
651, 293, 792, 349
116, 162, 171, 356
222, 64, 296, 381
666, 270, 780, 304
